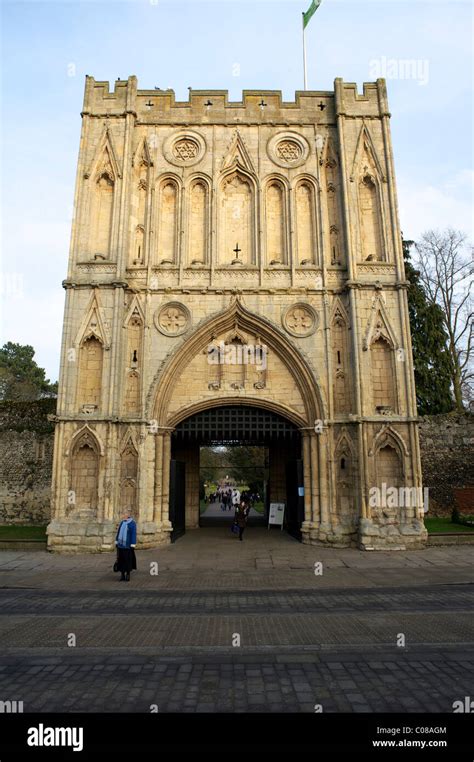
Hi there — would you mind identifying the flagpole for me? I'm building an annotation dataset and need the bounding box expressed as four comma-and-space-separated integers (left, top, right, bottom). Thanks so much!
302, 13, 308, 90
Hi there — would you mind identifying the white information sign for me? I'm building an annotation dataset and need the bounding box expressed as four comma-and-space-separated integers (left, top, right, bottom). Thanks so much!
268, 502, 285, 530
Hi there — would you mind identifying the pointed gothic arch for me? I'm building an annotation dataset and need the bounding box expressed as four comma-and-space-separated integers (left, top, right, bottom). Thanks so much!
129, 140, 152, 266
119, 431, 139, 519
218, 167, 257, 266
89, 171, 114, 259
84, 126, 122, 181
221, 129, 257, 175
65, 424, 105, 457
333, 428, 358, 527
187, 175, 211, 265
66, 425, 103, 519
350, 124, 387, 262
359, 173, 383, 261
132, 136, 153, 169
147, 298, 323, 426
264, 177, 287, 265
123, 295, 144, 415
83, 128, 122, 261
156, 174, 182, 265
331, 297, 352, 414
293, 175, 318, 266
363, 296, 399, 351
370, 424, 409, 460
322, 143, 344, 267
74, 291, 111, 349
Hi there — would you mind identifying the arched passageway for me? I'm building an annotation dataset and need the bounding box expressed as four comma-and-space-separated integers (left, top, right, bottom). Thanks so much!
169, 405, 304, 542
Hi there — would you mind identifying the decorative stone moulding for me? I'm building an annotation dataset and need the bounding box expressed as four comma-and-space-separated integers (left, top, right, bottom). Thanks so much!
77, 263, 117, 274
267, 132, 310, 168
163, 130, 206, 167
154, 302, 191, 336
282, 302, 319, 337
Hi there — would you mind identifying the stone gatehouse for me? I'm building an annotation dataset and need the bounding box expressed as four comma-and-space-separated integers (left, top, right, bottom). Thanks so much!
47, 76, 426, 552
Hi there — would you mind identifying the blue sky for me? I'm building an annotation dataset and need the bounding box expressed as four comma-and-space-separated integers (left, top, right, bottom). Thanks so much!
0, 0, 472, 380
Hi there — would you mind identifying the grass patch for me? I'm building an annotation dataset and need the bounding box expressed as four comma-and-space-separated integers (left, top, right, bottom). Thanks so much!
424, 517, 474, 534
0, 525, 47, 540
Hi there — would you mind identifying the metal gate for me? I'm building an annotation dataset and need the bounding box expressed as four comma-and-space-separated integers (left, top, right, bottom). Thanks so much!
173, 405, 299, 445
169, 460, 186, 543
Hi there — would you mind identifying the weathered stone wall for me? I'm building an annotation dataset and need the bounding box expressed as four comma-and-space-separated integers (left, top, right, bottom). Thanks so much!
419, 413, 474, 515
0, 400, 56, 524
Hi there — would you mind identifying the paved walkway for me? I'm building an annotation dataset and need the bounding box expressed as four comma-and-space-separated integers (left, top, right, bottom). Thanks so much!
201, 500, 261, 518
0, 529, 472, 590
0, 532, 472, 713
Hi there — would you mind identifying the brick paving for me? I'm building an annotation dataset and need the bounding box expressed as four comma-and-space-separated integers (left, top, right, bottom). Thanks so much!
0, 531, 472, 713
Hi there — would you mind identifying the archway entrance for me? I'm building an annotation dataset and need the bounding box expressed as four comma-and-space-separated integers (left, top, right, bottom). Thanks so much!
170, 405, 304, 542
199, 444, 268, 527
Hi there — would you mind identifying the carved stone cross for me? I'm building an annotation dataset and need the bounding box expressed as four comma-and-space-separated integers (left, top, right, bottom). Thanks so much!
161, 308, 186, 333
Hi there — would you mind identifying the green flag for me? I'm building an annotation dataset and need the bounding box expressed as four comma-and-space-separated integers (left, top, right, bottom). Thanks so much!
303, 0, 322, 29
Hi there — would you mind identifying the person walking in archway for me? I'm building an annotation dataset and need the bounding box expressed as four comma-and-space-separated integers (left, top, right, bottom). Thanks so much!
234, 500, 250, 542
115, 511, 137, 581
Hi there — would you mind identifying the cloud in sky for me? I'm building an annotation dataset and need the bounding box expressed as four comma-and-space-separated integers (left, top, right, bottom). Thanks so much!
0, 0, 472, 380
398, 170, 474, 242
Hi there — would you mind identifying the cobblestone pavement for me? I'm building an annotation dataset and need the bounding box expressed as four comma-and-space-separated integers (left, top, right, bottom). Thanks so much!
0, 532, 472, 712
0, 648, 471, 713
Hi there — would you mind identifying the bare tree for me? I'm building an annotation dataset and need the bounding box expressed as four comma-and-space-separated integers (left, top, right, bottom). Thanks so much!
415, 229, 473, 410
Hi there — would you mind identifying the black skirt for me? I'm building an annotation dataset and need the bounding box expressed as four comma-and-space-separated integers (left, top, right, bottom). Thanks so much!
116, 547, 137, 573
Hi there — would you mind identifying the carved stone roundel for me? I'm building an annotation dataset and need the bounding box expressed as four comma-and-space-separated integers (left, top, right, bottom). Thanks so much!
267, 132, 310, 168
163, 130, 206, 167
154, 302, 191, 336
173, 138, 199, 161
282, 303, 318, 337
276, 140, 302, 162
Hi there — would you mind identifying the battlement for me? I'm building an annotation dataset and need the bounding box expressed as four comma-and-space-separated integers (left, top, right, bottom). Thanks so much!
82, 76, 390, 122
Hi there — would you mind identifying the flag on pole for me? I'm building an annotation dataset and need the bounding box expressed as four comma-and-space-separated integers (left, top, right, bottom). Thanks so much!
303, 0, 322, 29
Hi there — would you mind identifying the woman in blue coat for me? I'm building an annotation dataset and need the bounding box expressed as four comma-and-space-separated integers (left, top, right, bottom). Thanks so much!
115, 512, 137, 581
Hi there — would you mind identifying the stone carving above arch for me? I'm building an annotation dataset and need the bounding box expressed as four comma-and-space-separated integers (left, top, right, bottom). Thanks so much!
163, 130, 206, 167
267, 131, 310, 168
147, 297, 324, 426
282, 303, 318, 337
154, 301, 191, 336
